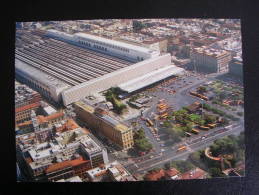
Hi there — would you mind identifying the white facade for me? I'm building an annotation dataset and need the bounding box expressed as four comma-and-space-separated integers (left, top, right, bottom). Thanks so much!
15, 59, 70, 102
62, 54, 171, 105
46, 29, 160, 62
46, 29, 74, 42
118, 65, 184, 93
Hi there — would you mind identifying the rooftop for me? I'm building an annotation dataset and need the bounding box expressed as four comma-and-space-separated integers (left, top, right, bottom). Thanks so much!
118, 65, 184, 93
15, 102, 41, 113
144, 169, 165, 181
80, 134, 102, 154
57, 176, 83, 182
74, 32, 156, 54
45, 156, 89, 173
15, 84, 40, 106
43, 106, 57, 115
75, 101, 95, 113
15, 59, 70, 90
37, 112, 64, 124
165, 168, 180, 177
192, 47, 230, 58
86, 161, 134, 181
179, 167, 207, 180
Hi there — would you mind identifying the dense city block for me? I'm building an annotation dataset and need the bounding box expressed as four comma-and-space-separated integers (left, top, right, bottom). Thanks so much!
16, 19, 244, 182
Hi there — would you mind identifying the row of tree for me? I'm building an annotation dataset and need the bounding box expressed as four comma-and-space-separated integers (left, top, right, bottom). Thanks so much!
188, 132, 245, 177
134, 128, 153, 152
202, 103, 239, 121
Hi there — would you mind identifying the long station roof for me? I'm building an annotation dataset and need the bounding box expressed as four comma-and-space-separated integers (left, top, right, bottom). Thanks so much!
74, 32, 156, 54
118, 65, 184, 93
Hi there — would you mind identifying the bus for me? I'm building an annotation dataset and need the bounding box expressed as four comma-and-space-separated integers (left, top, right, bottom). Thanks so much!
191, 128, 200, 134
146, 118, 154, 126
159, 106, 168, 111
185, 132, 192, 137
189, 91, 208, 101
207, 123, 216, 128
177, 146, 187, 152
199, 126, 210, 130
158, 109, 167, 115
159, 113, 168, 119
153, 128, 158, 134
200, 95, 209, 101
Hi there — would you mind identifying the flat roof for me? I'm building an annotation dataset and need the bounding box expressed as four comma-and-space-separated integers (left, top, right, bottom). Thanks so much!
57, 176, 82, 182
118, 65, 184, 93
63, 54, 171, 94
15, 59, 70, 90
100, 115, 119, 126
75, 101, 95, 113
80, 135, 102, 154
75, 32, 156, 54
43, 106, 57, 115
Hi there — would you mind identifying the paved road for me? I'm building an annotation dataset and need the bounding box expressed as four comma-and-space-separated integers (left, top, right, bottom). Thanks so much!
132, 74, 210, 153
126, 72, 243, 154
124, 122, 244, 175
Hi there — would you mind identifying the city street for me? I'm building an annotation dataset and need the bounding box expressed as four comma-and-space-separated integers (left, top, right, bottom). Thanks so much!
124, 122, 244, 175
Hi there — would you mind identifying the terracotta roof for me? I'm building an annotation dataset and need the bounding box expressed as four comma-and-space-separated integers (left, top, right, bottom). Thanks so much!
145, 169, 165, 181
37, 112, 64, 124
179, 167, 207, 180
70, 157, 90, 167
165, 168, 180, 177
55, 119, 82, 133
17, 120, 32, 127
45, 112, 64, 121
66, 119, 79, 130
45, 157, 89, 173
15, 102, 41, 113
37, 115, 47, 124
45, 160, 72, 173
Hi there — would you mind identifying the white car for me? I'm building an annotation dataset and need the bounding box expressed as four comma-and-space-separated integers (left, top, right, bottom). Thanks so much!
161, 149, 165, 152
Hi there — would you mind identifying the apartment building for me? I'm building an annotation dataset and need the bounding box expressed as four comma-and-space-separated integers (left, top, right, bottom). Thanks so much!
191, 47, 232, 73
74, 101, 134, 150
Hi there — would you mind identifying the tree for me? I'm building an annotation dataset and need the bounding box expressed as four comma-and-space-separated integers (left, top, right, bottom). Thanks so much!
170, 160, 195, 173
134, 128, 153, 152
210, 136, 238, 156
203, 114, 217, 124
197, 86, 207, 94
133, 20, 146, 32
164, 162, 171, 170
135, 139, 153, 152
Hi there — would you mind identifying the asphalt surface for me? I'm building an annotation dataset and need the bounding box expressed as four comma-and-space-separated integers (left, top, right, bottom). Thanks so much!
121, 72, 244, 175
73, 71, 244, 175
125, 122, 244, 175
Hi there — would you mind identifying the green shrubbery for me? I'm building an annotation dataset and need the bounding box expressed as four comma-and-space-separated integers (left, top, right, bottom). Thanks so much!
166, 160, 195, 173
134, 128, 153, 152
105, 87, 127, 114
202, 103, 239, 121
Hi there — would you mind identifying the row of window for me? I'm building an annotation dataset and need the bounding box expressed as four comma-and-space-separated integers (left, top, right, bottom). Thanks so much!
93, 44, 107, 52
79, 38, 130, 53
